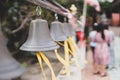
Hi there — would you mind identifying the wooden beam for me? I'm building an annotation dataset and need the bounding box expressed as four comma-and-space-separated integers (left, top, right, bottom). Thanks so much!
27, 0, 69, 17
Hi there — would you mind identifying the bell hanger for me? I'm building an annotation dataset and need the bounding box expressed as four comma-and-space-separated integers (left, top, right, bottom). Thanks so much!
36, 6, 42, 19
54, 13, 58, 21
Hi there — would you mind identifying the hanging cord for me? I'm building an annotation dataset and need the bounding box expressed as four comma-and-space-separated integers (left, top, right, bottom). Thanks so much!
68, 36, 79, 52
54, 49, 68, 66
55, 41, 71, 76
67, 37, 76, 57
56, 41, 74, 57
37, 52, 56, 80
37, 53, 46, 80
56, 40, 82, 73
67, 36, 82, 70
57, 37, 82, 70
55, 41, 70, 76
64, 40, 70, 76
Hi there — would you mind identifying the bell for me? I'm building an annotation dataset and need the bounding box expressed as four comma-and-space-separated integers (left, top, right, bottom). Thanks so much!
62, 22, 75, 37
0, 34, 24, 80
50, 21, 67, 41
20, 19, 59, 51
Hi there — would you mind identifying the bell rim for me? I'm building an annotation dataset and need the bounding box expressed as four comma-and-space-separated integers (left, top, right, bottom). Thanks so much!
20, 44, 59, 52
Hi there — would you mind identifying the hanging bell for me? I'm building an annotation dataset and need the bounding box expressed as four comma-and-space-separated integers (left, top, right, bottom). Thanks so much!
20, 19, 59, 51
0, 34, 24, 80
50, 21, 67, 41
62, 22, 75, 37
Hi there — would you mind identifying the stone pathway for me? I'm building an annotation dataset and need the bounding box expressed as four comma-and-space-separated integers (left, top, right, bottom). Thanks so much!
82, 49, 110, 80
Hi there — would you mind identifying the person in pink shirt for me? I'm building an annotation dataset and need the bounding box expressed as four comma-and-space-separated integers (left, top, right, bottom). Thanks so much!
93, 23, 111, 77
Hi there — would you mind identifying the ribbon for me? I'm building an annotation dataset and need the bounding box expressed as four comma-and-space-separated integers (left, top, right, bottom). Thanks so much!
54, 49, 68, 66
67, 37, 82, 70
67, 37, 76, 56
37, 52, 56, 80
37, 53, 46, 80
64, 40, 70, 76
56, 41, 74, 57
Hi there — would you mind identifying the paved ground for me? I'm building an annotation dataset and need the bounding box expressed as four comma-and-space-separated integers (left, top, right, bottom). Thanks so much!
82, 47, 110, 80
108, 37, 120, 80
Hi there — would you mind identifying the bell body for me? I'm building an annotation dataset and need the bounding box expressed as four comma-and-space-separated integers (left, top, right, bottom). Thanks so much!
62, 22, 75, 37
50, 21, 67, 41
20, 19, 59, 51
0, 34, 24, 80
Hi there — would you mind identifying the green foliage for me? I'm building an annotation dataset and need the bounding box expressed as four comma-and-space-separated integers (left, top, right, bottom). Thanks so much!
99, 1, 113, 18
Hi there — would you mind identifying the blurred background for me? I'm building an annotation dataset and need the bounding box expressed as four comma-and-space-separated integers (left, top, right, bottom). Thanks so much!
0, 0, 120, 80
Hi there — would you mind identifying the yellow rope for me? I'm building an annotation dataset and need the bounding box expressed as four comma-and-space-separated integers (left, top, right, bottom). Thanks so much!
56, 41, 74, 57
64, 40, 70, 76
39, 52, 56, 80
56, 41, 64, 46
68, 37, 79, 52
67, 38, 75, 57
54, 49, 68, 66
37, 53, 46, 80
68, 37, 82, 70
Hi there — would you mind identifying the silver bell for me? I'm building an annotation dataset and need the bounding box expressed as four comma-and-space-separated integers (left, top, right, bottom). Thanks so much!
20, 19, 59, 51
0, 34, 24, 80
62, 22, 75, 37
50, 21, 67, 41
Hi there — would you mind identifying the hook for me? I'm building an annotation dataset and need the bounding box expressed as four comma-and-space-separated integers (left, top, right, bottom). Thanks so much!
55, 13, 58, 20
36, 6, 42, 16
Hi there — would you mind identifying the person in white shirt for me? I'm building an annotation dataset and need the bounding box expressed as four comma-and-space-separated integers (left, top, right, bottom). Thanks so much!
89, 23, 97, 59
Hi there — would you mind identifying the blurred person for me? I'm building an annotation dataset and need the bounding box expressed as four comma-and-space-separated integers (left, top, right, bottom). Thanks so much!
93, 23, 111, 77
104, 23, 115, 69
89, 23, 98, 61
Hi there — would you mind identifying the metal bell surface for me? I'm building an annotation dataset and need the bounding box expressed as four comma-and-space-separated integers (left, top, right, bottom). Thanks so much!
20, 19, 59, 51
0, 34, 24, 80
62, 22, 75, 37
50, 21, 67, 41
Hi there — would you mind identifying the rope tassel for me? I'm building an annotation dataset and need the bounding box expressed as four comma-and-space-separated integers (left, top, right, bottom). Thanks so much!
37, 52, 56, 80
55, 49, 68, 66
56, 41, 70, 76
67, 37, 75, 57
56, 41, 74, 57
37, 53, 46, 80
67, 37, 82, 70
64, 40, 70, 76
68, 36, 79, 53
